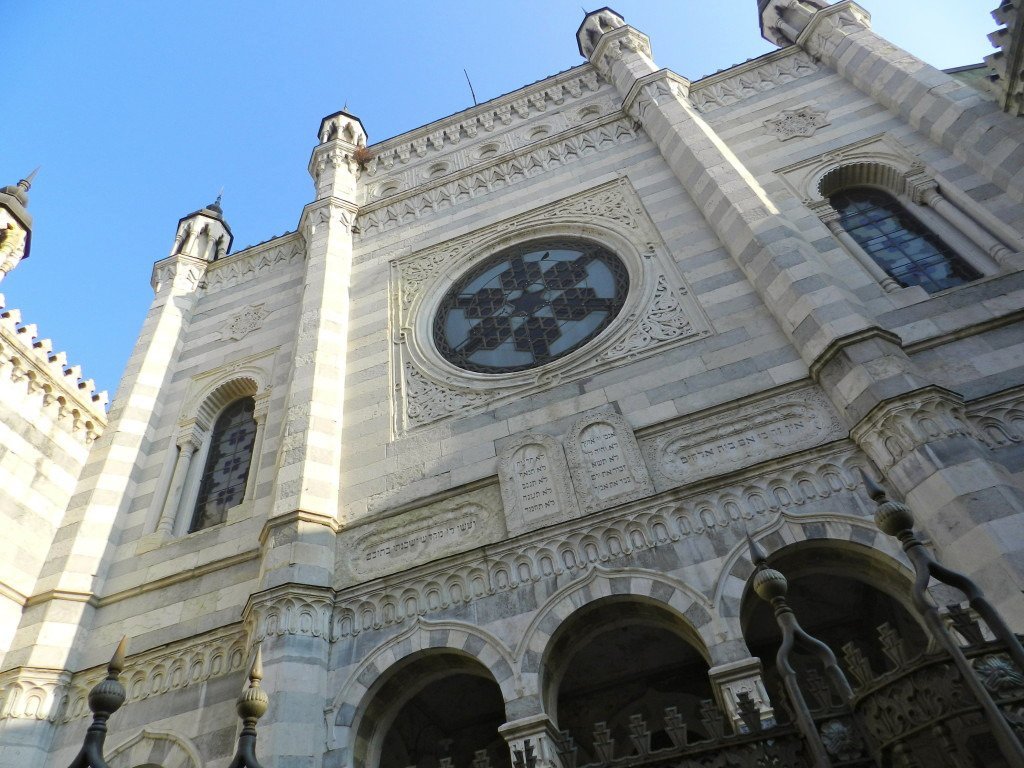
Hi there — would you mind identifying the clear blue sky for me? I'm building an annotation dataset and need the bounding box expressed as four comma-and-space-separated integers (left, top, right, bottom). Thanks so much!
3, 1, 996, 396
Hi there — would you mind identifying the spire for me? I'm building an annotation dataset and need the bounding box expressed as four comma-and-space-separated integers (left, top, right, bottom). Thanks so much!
1, 167, 38, 208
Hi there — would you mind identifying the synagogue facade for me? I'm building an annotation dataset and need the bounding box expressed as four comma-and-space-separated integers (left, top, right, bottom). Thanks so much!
2, 2, 1024, 767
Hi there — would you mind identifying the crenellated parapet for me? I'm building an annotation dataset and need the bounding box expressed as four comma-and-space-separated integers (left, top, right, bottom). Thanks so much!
0, 293, 107, 443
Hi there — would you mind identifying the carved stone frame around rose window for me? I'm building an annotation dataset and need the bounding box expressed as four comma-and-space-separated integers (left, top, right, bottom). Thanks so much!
388, 177, 712, 435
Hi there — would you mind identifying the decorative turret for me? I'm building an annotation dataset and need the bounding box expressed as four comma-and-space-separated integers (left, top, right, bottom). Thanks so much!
757, 0, 829, 47
309, 111, 367, 200
169, 194, 233, 261
0, 169, 36, 282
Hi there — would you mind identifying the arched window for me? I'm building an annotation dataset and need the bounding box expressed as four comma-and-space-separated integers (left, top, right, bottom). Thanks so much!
829, 188, 981, 293
189, 397, 257, 532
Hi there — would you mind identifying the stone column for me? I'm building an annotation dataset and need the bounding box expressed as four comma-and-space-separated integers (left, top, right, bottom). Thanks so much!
579, 9, 1024, 625
0, 252, 206, 768
155, 426, 203, 536
499, 715, 565, 768
767, 0, 1024, 204
810, 200, 900, 292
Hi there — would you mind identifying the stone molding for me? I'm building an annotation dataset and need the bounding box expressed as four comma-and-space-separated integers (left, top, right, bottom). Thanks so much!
244, 585, 335, 643
391, 178, 708, 433
850, 386, 977, 473
798, 1, 872, 61
107, 729, 203, 768
688, 50, 819, 114
0, 667, 71, 721
150, 255, 206, 294
0, 295, 107, 440
327, 445, 868, 639
302, 199, 357, 239
179, 348, 276, 430
363, 66, 605, 177
623, 71, 690, 125
199, 233, 305, 295
641, 385, 845, 492
763, 105, 830, 140
358, 116, 639, 238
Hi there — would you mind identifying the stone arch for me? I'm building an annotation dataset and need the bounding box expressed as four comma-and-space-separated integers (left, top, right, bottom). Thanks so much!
107, 729, 202, 768
191, 375, 263, 430
712, 515, 911, 623
816, 160, 909, 200
328, 618, 518, 764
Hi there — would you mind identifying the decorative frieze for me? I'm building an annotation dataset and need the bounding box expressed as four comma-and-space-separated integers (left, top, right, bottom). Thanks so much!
689, 51, 819, 113
199, 235, 305, 295
565, 412, 654, 513
499, 434, 580, 533
968, 387, 1024, 448
641, 386, 845, 492
59, 626, 248, 721
0, 667, 71, 721
363, 67, 604, 176
342, 483, 505, 581
328, 447, 868, 638
246, 590, 335, 644
803, 4, 872, 61
359, 118, 640, 238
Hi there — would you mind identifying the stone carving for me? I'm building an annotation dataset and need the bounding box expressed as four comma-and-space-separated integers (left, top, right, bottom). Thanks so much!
598, 275, 705, 361
642, 386, 845, 492
719, 675, 773, 729
107, 730, 203, 768
689, 51, 818, 113
851, 387, 977, 472
627, 75, 688, 124
345, 484, 504, 581
403, 362, 495, 428
0, 221, 27, 277
763, 106, 830, 141
565, 412, 654, 513
359, 119, 640, 238
805, 6, 871, 61
499, 434, 580, 533
200, 236, 305, 295
966, 387, 1024, 448
329, 448, 869, 638
221, 303, 268, 341
0, 668, 70, 721
247, 589, 335, 643
60, 627, 248, 721
151, 259, 205, 293
364, 68, 603, 175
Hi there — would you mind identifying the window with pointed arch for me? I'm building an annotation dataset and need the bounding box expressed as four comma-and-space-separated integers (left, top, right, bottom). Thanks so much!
189, 397, 257, 532
829, 188, 981, 293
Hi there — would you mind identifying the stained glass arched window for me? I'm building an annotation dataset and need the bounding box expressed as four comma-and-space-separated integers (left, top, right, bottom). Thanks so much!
433, 239, 629, 373
830, 188, 981, 293
189, 397, 257, 532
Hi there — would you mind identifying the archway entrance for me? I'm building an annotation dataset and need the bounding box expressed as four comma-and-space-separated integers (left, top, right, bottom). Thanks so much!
546, 597, 713, 762
741, 542, 927, 693
355, 652, 511, 768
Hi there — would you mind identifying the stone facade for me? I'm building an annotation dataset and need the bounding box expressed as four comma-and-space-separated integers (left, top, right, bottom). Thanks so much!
2, 2, 1024, 767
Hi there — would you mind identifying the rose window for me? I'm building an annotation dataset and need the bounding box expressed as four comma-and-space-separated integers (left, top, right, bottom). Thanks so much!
434, 240, 628, 373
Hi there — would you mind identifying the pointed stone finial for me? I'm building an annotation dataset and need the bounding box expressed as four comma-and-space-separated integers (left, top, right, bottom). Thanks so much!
88, 637, 128, 717
236, 645, 269, 723
18, 167, 39, 194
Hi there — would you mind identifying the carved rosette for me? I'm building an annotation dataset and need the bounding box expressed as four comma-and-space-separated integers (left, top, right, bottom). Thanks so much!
763, 106, 830, 141
221, 304, 268, 341
850, 387, 978, 472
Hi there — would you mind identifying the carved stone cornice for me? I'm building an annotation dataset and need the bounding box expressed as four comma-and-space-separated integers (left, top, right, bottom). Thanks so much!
363, 66, 604, 176
243, 584, 335, 643
199, 233, 305, 295
622, 70, 690, 125
807, 326, 904, 383
850, 386, 978, 473
689, 49, 819, 114
797, 0, 872, 60
150, 254, 206, 294
301, 198, 357, 240
258, 509, 340, 547
0, 666, 71, 721
60, 625, 248, 721
967, 386, 1024, 449
358, 117, 640, 238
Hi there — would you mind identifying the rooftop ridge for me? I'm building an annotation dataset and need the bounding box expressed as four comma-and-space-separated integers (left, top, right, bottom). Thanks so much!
0, 292, 107, 440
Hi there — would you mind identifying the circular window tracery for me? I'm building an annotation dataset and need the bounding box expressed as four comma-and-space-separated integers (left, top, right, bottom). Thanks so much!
433, 239, 629, 374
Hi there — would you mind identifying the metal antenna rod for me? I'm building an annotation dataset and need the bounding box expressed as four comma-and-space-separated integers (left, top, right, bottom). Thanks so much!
464, 69, 478, 106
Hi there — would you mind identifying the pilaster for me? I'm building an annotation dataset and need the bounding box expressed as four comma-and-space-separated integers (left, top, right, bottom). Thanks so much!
790, 1, 1024, 204
0, 251, 206, 768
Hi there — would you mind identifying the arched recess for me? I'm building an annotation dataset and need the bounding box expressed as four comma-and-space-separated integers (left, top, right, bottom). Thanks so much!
106, 729, 202, 768
541, 595, 715, 763
737, 536, 929, 703
330, 619, 518, 768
